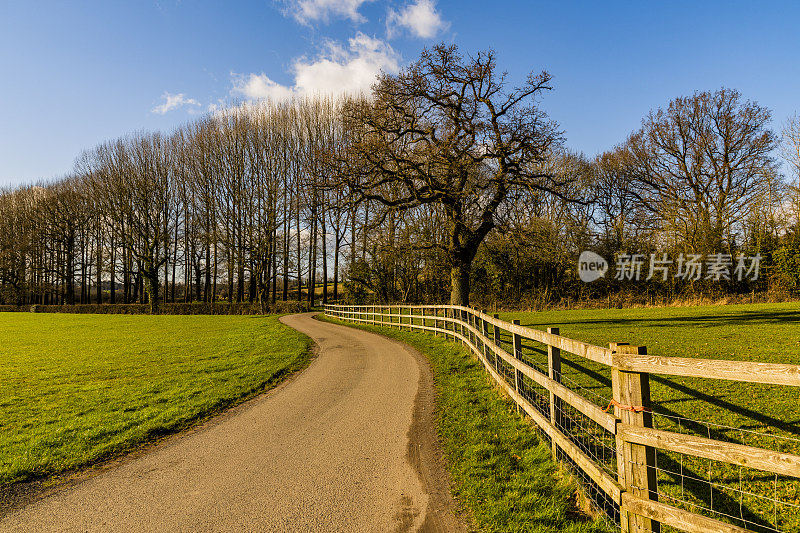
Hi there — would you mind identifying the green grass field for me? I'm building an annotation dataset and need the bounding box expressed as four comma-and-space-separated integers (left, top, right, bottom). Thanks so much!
499, 302, 800, 531
0, 313, 310, 488
322, 315, 612, 532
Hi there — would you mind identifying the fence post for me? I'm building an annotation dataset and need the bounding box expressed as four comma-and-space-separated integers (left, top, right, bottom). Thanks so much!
512, 319, 522, 415
463, 309, 468, 342
447, 308, 452, 338
548, 327, 561, 460
493, 314, 501, 373
481, 311, 489, 361
470, 309, 475, 344
611, 343, 659, 533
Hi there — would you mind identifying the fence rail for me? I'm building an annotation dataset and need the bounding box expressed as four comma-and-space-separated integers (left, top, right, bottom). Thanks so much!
324, 304, 800, 533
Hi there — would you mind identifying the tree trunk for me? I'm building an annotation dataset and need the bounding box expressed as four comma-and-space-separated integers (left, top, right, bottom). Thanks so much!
96, 226, 102, 304
145, 271, 159, 314
450, 259, 471, 306
333, 237, 340, 301
282, 197, 289, 301
321, 217, 328, 304
110, 239, 116, 304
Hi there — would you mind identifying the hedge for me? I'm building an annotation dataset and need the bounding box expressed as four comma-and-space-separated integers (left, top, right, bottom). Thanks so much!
0, 301, 312, 315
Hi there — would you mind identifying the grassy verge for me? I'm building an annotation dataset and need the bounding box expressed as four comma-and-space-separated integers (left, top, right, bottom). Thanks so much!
0, 313, 310, 487
322, 315, 612, 533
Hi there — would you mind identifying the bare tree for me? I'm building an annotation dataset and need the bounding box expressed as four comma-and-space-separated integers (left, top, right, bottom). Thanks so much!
782, 114, 800, 225
83, 134, 175, 313
340, 44, 563, 305
627, 88, 778, 253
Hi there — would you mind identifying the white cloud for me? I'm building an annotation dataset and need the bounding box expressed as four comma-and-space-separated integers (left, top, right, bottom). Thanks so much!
283, 0, 374, 24
151, 92, 201, 115
231, 73, 296, 102
229, 33, 400, 103
294, 33, 400, 95
387, 0, 448, 39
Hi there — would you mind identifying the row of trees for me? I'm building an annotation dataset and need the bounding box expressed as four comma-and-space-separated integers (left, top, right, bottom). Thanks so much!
0, 98, 367, 312
1, 44, 799, 309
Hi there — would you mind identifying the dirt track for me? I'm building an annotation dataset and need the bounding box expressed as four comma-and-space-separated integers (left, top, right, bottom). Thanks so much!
0, 313, 463, 532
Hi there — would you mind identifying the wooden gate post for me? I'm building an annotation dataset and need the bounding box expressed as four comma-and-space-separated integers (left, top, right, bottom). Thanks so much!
512, 320, 522, 415
611, 343, 659, 533
548, 327, 561, 460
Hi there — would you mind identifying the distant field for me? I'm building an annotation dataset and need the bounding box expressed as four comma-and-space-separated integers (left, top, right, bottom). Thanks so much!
501, 302, 800, 530
0, 313, 310, 487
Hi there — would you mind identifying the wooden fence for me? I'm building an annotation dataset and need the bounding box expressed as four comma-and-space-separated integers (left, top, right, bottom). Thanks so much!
324, 304, 800, 533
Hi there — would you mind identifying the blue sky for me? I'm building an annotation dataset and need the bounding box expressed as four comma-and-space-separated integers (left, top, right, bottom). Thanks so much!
1, 1, 799, 187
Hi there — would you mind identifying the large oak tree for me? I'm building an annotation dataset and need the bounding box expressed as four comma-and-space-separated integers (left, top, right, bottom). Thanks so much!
340, 44, 563, 305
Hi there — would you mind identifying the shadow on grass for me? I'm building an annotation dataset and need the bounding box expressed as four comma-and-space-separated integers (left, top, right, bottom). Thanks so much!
655, 452, 778, 533
519, 309, 800, 330
651, 376, 800, 437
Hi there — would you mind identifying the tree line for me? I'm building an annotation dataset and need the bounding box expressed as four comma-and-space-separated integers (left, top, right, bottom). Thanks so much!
1, 44, 799, 310
0, 98, 358, 312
